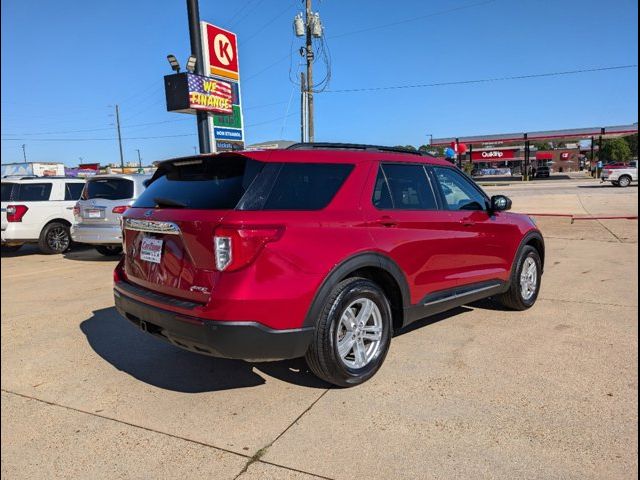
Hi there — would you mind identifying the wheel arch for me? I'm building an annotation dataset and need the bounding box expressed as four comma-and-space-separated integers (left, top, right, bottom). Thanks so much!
303, 252, 411, 331
517, 230, 545, 274
40, 217, 72, 235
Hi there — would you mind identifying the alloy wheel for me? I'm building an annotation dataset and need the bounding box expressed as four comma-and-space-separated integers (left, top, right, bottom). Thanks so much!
520, 257, 538, 301
336, 298, 383, 369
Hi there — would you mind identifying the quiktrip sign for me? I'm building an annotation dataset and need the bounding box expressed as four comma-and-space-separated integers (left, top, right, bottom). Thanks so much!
471, 149, 519, 162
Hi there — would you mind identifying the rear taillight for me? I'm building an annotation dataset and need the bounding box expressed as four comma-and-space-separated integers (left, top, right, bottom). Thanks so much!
112, 205, 128, 214
6, 205, 28, 222
213, 225, 284, 272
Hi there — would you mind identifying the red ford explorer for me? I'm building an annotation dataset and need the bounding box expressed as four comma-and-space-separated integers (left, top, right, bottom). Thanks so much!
114, 143, 544, 387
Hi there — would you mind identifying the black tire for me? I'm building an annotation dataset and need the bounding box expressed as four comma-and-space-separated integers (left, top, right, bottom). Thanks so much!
618, 175, 631, 187
496, 245, 542, 311
305, 277, 393, 387
95, 245, 123, 256
38, 222, 71, 254
1, 244, 23, 253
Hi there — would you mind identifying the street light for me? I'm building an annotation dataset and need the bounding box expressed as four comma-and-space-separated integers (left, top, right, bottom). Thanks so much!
167, 54, 180, 72
186, 55, 197, 73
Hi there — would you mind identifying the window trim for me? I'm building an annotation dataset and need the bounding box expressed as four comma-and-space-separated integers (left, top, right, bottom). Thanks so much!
428, 165, 490, 212
372, 162, 441, 211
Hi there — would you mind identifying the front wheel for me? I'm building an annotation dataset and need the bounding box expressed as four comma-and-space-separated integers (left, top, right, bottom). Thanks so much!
305, 277, 392, 387
38, 222, 71, 254
496, 245, 542, 311
95, 245, 123, 256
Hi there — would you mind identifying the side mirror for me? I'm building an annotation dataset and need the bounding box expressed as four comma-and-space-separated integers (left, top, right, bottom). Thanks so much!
490, 195, 512, 212
142, 178, 152, 187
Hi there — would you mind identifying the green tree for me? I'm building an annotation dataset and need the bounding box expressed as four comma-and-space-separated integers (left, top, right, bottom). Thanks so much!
533, 142, 551, 151
600, 137, 632, 162
623, 134, 638, 157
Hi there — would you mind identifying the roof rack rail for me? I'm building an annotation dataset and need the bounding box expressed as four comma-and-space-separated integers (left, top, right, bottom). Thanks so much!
286, 142, 432, 157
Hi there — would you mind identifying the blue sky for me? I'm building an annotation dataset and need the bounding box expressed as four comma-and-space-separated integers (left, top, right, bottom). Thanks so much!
1, 0, 638, 166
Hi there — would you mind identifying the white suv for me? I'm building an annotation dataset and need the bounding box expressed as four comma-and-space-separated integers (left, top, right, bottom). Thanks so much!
1, 177, 85, 254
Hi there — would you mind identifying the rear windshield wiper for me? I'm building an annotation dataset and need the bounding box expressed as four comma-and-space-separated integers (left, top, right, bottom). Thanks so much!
153, 197, 187, 208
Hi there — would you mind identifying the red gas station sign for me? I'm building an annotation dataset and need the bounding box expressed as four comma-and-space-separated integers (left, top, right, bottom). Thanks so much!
471, 149, 518, 162
204, 24, 239, 80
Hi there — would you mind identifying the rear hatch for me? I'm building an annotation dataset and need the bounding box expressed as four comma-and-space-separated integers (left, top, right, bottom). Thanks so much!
78, 177, 135, 226
122, 155, 263, 303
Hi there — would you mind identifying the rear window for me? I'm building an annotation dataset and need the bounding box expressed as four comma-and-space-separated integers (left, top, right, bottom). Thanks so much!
6, 183, 53, 201
134, 156, 353, 211
83, 178, 134, 200
134, 157, 263, 209
1, 183, 15, 202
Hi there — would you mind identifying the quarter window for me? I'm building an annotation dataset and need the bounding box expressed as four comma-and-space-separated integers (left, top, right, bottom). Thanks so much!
373, 164, 437, 210
65, 183, 84, 200
432, 166, 487, 211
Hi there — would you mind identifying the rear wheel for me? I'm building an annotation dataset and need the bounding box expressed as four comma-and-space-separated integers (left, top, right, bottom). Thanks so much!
496, 245, 542, 311
38, 222, 71, 254
1, 244, 23, 253
618, 175, 631, 187
305, 277, 392, 387
95, 245, 123, 256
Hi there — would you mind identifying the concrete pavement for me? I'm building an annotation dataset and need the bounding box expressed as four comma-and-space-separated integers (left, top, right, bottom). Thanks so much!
2, 182, 638, 479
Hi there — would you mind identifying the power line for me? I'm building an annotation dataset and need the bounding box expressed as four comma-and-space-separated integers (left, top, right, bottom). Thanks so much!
324, 65, 639, 93
239, 2, 296, 46
328, 0, 496, 40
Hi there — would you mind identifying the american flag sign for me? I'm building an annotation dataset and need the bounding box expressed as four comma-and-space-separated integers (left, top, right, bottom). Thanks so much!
187, 74, 233, 114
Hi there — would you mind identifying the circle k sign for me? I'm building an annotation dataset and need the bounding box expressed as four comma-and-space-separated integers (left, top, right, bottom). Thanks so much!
204, 23, 239, 80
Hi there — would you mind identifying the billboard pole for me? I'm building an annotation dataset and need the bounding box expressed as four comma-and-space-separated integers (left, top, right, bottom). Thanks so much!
186, 0, 211, 154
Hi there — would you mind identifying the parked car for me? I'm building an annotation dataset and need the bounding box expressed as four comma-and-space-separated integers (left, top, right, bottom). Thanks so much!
1, 176, 85, 254
601, 163, 638, 187
71, 174, 150, 255
535, 165, 551, 178
113, 143, 544, 387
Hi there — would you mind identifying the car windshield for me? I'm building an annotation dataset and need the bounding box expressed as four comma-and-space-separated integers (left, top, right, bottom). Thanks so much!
83, 178, 134, 200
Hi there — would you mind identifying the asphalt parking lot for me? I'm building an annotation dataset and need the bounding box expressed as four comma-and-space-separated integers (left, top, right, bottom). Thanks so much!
2, 178, 638, 479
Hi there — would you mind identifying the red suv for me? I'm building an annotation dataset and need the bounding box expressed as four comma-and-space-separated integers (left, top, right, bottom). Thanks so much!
114, 143, 544, 387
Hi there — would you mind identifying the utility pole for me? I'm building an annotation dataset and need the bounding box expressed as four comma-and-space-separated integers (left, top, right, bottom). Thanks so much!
300, 72, 307, 142
115, 105, 125, 170
21, 144, 27, 163
136, 149, 142, 168
305, 0, 314, 142
186, 0, 211, 154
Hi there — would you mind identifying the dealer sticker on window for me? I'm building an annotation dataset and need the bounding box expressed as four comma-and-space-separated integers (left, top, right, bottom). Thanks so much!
140, 237, 163, 264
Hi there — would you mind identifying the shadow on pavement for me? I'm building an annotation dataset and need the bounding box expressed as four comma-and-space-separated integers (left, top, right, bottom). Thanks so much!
395, 306, 473, 336
1, 243, 93, 258
578, 184, 637, 189
80, 307, 328, 393
63, 247, 122, 262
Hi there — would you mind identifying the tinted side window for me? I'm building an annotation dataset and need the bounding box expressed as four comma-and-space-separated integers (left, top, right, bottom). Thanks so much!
65, 183, 84, 200
15, 183, 52, 201
1, 183, 15, 201
372, 167, 393, 209
83, 178, 134, 200
433, 166, 487, 211
376, 164, 437, 210
260, 163, 354, 210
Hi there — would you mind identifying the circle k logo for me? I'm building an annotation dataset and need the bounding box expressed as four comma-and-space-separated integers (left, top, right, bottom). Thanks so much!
213, 33, 234, 66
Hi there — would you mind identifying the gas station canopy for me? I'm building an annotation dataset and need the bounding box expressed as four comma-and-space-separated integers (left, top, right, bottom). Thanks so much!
431, 123, 638, 147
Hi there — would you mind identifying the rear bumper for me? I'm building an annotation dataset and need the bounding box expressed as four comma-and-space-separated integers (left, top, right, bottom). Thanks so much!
72, 223, 122, 245
113, 288, 314, 361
